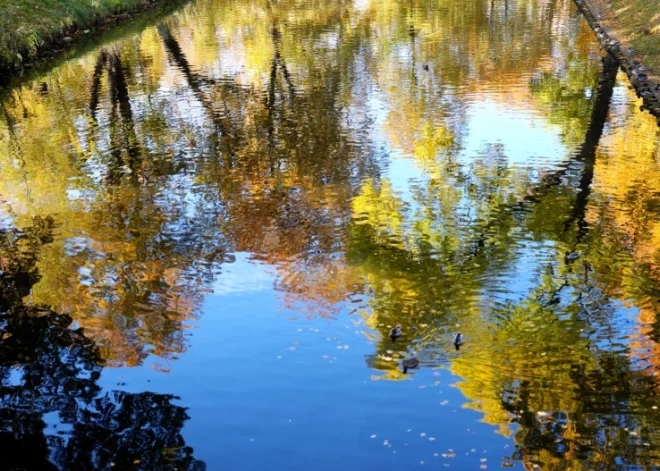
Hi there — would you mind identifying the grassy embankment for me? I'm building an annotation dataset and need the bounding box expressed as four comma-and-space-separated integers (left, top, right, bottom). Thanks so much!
591, 0, 660, 78
0, 0, 161, 69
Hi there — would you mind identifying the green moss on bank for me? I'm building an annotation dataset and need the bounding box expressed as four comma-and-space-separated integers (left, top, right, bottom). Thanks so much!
0, 0, 159, 68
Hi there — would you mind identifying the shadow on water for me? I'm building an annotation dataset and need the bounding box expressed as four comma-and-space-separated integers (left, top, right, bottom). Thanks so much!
0, 223, 205, 470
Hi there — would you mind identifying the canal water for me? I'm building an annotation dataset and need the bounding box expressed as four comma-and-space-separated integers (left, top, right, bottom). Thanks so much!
2, 0, 660, 469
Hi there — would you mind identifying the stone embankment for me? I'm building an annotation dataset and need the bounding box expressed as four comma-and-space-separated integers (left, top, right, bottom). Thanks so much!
574, 0, 660, 124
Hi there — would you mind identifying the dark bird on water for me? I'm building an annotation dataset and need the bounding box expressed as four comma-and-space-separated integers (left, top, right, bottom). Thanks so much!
564, 251, 580, 264
389, 325, 402, 342
453, 333, 464, 351
402, 358, 420, 374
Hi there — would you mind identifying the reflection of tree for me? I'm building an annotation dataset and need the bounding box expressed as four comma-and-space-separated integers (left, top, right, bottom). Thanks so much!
158, 23, 241, 156
503, 354, 660, 470
1, 308, 102, 471
1, 312, 205, 470
344, 28, 660, 469
347, 166, 522, 379
107, 49, 142, 185
60, 390, 204, 470
3, 1, 660, 469
0, 0, 605, 373
524, 55, 618, 245
88, 47, 144, 184
155, 13, 380, 270
562, 56, 618, 243
454, 65, 660, 469
0, 226, 204, 470
0, 40, 233, 366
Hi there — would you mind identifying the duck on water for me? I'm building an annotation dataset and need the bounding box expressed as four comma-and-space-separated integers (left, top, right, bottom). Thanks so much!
453, 332, 463, 351
389, 325, 402, 342
400, 333, 465, 373
402, 358, 419, 374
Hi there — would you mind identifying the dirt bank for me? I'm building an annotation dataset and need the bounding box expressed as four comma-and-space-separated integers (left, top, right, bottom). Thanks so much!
574, 0, 660, 124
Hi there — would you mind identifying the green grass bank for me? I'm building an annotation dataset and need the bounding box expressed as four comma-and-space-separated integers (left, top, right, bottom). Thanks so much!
592, 0, 660, 77
0, 0, 166, 70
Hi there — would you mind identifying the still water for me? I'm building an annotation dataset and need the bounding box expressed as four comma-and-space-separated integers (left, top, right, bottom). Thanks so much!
2, 0, 660, 468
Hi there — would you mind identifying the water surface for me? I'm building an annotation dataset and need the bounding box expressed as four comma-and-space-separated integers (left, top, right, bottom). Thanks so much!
2, 0, 660, 469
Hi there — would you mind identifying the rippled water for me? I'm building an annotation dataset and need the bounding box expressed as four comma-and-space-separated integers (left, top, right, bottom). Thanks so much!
2, 0, 660, 468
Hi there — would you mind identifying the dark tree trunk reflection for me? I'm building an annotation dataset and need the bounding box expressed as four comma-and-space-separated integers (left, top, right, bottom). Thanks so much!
568, 56, 619, 243
0, 224, 205, 471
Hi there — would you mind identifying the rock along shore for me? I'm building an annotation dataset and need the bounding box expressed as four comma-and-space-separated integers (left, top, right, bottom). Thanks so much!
574, 0, 660, 124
